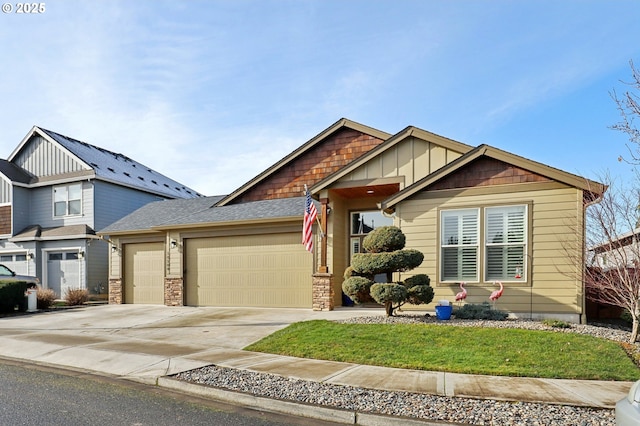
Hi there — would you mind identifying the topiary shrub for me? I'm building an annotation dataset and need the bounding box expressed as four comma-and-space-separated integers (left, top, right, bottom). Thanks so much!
342, 226, 433, 316
370, 283, 408, 316
362, 226, 405, 253
341, 276, 374, 304
405, 275, 435, 306
64, 288, 89, 306
454, 302, 508, 320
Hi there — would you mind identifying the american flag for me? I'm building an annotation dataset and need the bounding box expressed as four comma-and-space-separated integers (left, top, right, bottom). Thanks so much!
303, 187, 318, 253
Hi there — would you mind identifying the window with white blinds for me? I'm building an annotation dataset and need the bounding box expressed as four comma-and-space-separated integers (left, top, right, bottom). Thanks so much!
485, 205, 527, 281
440, 209, 479, 282
440, 205, 528, 283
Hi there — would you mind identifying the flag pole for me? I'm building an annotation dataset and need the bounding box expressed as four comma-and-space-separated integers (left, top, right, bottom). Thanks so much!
304, 185, 324, 239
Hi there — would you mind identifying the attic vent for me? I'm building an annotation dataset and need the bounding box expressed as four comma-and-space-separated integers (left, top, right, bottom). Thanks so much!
90, 162, 99, 168
107, 167, 115, 173
164, 184, 170, 188
151, 180, 157, 185
123, 172, 130, 177
175, 187, 181, 191
186, 190, 192, 194
138, 176, 144, 181
132, 164, 136, 167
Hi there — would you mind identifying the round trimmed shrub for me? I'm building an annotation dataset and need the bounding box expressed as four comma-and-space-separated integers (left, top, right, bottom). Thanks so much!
404, 274, 431, 287
342, 276, 374, 304
406, 284, 434, 306
362, 226, 405, 253
351, 249, 424, 276
370, 283, 408, 305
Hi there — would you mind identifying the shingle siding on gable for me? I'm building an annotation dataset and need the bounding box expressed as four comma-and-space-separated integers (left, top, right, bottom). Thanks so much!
233, 128, 385, 203
0, 205, 10, 235
13, 135, 88, 177
430, 157, 552, 191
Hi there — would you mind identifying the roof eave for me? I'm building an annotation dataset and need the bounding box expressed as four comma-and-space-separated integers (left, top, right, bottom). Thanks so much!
150, 215, 302, 231
216, 118, 391, 206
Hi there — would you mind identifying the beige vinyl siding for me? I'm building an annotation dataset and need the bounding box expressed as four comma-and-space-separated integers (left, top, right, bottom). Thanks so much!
340, 137, 463, 188
396, 184, 584, 316
184, 232, 312, 307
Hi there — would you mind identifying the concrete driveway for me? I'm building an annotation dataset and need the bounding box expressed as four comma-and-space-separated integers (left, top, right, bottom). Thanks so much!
0, 304, 377, 383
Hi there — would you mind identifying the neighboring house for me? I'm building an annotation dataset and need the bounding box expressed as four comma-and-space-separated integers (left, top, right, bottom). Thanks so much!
100, 118, 605, 322
0, 126, 202, 298
589, 227, 640, 270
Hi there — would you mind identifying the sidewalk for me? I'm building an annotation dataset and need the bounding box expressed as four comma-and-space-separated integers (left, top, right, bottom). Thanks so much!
0, 305, 633, 424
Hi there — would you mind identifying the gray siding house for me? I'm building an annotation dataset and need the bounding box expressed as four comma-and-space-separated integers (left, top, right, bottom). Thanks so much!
0, 126, 201, 298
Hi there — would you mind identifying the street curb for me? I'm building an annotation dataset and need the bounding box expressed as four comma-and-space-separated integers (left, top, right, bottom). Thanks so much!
157, 377, 458, 426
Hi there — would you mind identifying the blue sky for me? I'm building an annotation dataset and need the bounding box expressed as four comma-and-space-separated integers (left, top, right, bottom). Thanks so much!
1, 1, 639, 196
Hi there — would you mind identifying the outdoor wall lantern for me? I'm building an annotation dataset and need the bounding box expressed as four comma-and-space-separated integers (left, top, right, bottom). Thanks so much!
78, 251, 85, 259
27, 252, 34, 260
170, 239, 178, 249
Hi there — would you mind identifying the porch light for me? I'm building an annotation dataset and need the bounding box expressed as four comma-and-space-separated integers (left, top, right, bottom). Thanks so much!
27, 252, 34, 260
170, 239, 178, 249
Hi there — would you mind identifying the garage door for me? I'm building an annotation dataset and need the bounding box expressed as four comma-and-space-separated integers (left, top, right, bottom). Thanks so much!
185, 233, 312, 307
123, 242, 165, 304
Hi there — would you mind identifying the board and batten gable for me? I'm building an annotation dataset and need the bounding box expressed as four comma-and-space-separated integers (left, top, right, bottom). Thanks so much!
341, 136, 464, 187
12, 134, 90, 177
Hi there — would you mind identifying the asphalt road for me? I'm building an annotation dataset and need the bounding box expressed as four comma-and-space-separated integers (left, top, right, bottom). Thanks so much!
0, 359, 338, 426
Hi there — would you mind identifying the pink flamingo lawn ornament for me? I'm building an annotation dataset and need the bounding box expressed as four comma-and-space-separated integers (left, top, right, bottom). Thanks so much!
489, 281, 504, 308
455, 282, 467, 306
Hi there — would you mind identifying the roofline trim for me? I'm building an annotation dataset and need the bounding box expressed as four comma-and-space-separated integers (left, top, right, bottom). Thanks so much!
216, 118, 391, 206
149, 215, 301, 231
311, 126, 475, 194
9, 126, 92, 171
380, 144, 606, 210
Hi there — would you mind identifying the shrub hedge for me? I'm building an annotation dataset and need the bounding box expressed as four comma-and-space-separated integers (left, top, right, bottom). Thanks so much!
0, 281, 33, 313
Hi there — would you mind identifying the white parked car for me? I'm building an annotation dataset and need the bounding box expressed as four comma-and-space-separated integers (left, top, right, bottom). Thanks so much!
617, 380, 640, 425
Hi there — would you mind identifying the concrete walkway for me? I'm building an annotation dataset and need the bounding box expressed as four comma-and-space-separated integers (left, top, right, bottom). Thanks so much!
0, 305, 633, 423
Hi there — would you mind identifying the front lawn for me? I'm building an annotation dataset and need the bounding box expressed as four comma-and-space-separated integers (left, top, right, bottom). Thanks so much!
244, 320, 640, 381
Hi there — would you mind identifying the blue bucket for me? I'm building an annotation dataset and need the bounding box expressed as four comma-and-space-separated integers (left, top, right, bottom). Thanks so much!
435, 305, 453, 320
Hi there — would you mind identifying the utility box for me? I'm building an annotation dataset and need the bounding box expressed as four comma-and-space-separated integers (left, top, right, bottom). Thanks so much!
26, 288, 37, 312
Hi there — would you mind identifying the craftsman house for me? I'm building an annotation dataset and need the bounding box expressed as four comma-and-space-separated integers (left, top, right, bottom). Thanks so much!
0, 126, 202, 298
100, 118, 605, 322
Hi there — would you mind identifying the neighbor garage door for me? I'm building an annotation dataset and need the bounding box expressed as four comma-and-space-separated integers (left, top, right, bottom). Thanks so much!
123, 242, 165, 304
185, 233, 312, 307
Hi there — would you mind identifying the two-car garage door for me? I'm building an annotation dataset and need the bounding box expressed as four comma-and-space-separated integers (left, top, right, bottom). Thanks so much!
184, 233, 312, 308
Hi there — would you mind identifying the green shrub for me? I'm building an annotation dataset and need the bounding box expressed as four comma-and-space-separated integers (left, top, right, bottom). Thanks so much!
406, 283, 435, 306
621, 309, 633, 324
370, 283, 408, 316
542, 319, 572, 329
362, 226, 405, 253
341, 276, 374, 304
351, 249, 424, 276
36, 287, 57, 309
0, 281, 32, 313
454, 302, 508, 320
64, 288, 89, 306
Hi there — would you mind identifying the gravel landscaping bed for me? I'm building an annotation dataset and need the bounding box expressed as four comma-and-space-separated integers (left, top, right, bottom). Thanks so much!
175, 315, 638, 425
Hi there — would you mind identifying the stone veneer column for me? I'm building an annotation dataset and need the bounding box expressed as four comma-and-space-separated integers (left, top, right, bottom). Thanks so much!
312, 273, 333, 311
165, 278, 183, 306
108, 278, 122, 304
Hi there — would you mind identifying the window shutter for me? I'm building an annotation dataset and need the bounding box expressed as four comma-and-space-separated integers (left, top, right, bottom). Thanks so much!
485, 205, 527, 281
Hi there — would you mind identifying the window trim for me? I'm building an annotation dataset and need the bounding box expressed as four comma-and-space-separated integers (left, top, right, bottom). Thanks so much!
53, 183, 83, 218
438, 202, 531, 285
